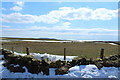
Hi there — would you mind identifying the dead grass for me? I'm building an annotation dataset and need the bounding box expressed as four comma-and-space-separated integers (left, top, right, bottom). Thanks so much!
2, 41, 119, 59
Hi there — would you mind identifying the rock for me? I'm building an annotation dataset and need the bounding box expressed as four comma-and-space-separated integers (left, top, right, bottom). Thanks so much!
49, 60, 63, 68
81, 58, 87, 65
0, 58, 2, 60
22, 55, 34, 62
3, 51, 13, 59
31, 59, 41, 65
6, 54, 20, 65
26, 59, 49, 75
7, 65, 25, 73
94, 61, 103, 70
55, 65, 69, 75
102, 61, 113, 67
109, 56, 117, 60
49, 61, 57, 68
89, 58, 95, 64
114, 60, 120, 67
42, 67, 49, 75
110, 60, 120, 67
69, 59, 78, 67
76, 58, 82, 65
2, 61, 10, 67
103, 57, 109, 61
26, 59, 41, 74
65, 61, 71, 68
41, 60, 49, 75
15, 56, 25, 66
27, 66, 41, 74
0, 49, 8, 55
118, 55, 120, 58
19, 55, 34, 66
95, 58, 102, 61
76, 58, 91, 65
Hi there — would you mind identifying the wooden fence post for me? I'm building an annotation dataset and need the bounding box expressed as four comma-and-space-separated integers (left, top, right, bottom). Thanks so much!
1, 49, 3, 55
64, 48, 66, 61
100, 48, 104, 59
26, 47, 29, 55
12, 47, 14, 53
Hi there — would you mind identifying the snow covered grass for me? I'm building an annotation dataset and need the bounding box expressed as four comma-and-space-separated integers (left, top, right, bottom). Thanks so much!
0, 52, 119, 78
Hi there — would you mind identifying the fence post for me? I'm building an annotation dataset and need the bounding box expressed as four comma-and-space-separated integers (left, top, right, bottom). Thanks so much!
12, 47, 14, 53
64, 48, 66, 61
100, 48, 104, 59
26, 47, 29, 55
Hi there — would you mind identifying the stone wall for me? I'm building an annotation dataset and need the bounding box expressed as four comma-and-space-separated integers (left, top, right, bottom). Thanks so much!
1, 49, 120, 75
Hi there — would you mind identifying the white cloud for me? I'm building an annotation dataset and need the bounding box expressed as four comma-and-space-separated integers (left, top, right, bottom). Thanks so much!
1, 8, 6, 10
24, 23, 117, 36
1, 25, 11, 28
10, 1, 24, 11
62, 7, 118, 20
2, 13, 59, 23
3, 7, 118, 23
62, 22, 71, 28
93, 8, 118, 20
4, 29, 25, 31
10, 6, 22, 11
4, 25, 118, 36
63, 22, 71, 26
15, 1, 24, 7
28, 22, 71, 31
2, 13, 38, 23
3, 22, 118, 40
54, 22, 71, 29
37, 14, 60, 23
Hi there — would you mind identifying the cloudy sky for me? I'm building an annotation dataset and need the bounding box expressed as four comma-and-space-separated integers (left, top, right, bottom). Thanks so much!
1, 2, 118, 41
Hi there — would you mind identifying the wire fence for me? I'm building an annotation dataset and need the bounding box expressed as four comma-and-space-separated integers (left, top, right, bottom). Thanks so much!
1, 41, 119, 59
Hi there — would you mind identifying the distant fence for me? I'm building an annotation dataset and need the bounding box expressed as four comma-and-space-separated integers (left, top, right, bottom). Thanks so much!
2, 45, 105, 61
2, 45, 23, 53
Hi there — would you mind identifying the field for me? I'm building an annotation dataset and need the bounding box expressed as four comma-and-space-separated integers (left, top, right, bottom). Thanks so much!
1, 37, 119, 59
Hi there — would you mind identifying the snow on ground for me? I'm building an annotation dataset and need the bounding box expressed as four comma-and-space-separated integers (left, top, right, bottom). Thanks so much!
14, 52, 77, 61
109, 43, 118, 45
68, 65, 118, 78
0, 53, 119, 78
14, 52, 27, 56
30, 53, 77, 61
0, 40, 10, 42
0, 60, 119, 78
22, 40, 72, 43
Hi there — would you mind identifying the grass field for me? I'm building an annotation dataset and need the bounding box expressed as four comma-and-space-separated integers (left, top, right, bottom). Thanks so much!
1, 38, 119, 59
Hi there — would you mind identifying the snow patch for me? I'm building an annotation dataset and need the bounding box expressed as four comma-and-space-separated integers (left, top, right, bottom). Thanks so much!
0, 39, 72, 43
30, 53, 77, 61
109, 43, 117, 45
14, 52, 77, 61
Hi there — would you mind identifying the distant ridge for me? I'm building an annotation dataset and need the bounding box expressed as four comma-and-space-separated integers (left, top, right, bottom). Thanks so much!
1, 37, 63, 41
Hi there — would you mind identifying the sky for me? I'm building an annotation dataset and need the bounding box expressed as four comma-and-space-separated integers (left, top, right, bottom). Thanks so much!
1, 2, 119, 41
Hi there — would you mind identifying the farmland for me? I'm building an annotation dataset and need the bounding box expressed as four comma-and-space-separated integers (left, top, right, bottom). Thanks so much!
1, 37, 119, 59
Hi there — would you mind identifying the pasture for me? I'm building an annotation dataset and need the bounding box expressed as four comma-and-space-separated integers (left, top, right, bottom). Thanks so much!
1, 39, 119, 59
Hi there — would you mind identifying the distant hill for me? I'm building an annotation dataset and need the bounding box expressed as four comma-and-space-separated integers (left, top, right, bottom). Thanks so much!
1, 37, 63, 41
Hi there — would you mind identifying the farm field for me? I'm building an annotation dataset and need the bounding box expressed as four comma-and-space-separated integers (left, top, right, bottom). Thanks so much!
1, 37, 119, 59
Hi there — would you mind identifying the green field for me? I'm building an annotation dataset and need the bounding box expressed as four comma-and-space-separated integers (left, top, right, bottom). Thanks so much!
1, 37, 119, 59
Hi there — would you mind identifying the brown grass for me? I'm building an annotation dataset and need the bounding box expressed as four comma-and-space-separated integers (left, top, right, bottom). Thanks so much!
2, 41, 119, 59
